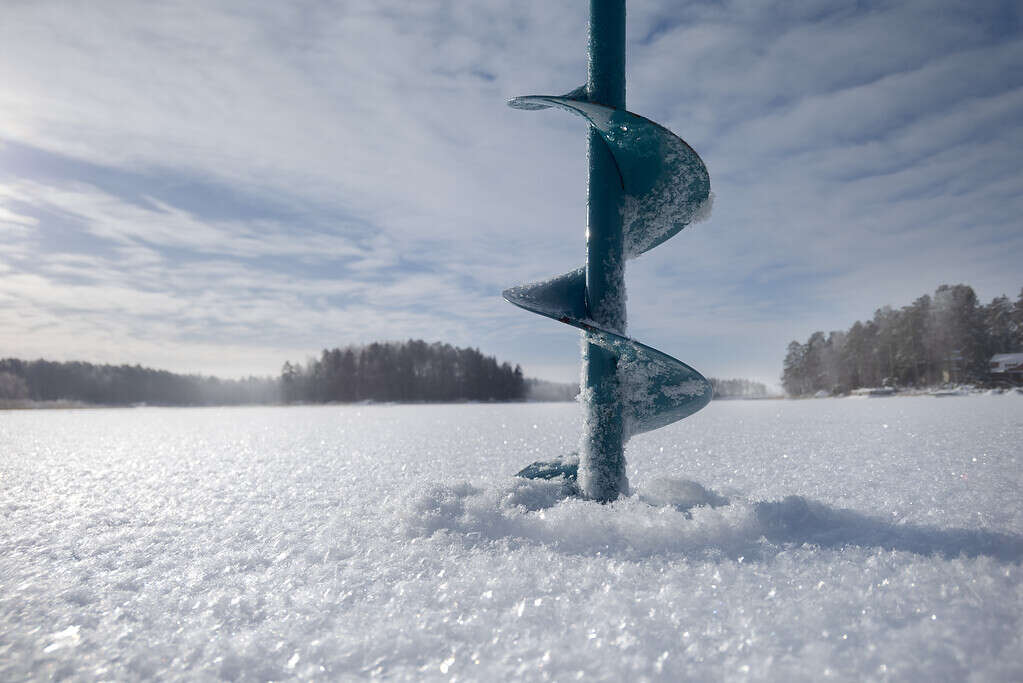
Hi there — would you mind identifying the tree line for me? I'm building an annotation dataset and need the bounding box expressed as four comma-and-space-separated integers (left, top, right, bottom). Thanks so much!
710, 377, 769, 399
0, 341, 525, 406
0, 358, 278, 406
782, 284, 1023, 396
281, 340, 525, 403
0, 341, 773, 407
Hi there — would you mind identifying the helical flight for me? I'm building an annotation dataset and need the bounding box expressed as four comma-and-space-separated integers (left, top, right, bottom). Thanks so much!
506, 1, 714, 501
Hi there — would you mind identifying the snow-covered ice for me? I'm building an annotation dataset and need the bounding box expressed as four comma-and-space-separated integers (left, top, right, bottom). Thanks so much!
2, 396, 1021, 680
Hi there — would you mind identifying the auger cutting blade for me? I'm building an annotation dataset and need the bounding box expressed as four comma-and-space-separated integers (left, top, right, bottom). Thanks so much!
503, 270, 713, 439
509, 95, 712, 258
502, 268, 586, 325
505, 95, 713, 444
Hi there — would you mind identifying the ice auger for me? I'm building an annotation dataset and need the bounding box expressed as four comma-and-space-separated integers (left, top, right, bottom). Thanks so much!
506, 0, 713, 501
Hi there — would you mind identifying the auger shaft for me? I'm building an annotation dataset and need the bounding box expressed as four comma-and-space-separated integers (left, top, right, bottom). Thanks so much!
580, 0, 627, 502
505, 0, 713, 498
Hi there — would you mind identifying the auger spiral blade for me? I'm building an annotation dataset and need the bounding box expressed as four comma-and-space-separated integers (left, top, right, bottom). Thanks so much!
503, 268, 711, 438
505, 97, 713, 442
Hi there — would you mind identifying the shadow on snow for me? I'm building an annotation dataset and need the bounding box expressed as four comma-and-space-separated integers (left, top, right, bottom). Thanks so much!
753, 495, 1023, 563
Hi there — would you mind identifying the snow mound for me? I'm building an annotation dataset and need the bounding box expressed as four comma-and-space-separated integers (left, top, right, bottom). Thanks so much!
404, 478, 1023, 563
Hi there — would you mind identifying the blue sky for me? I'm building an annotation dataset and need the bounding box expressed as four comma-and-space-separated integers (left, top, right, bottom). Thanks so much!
1, 0, 1021, 388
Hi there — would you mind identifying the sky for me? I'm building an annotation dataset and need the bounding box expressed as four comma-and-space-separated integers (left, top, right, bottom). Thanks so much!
1, 0, 1021, 389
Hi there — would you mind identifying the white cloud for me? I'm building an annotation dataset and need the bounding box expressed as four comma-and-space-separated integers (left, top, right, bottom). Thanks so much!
0, 0, 1020, 385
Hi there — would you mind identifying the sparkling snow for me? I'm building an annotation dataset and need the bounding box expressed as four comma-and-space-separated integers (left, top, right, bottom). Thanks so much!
2, 396, 1022, 680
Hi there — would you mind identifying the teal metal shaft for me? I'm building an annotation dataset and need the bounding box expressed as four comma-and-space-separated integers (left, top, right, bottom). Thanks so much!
505, 0, 713, 498
580, 0, 627, 502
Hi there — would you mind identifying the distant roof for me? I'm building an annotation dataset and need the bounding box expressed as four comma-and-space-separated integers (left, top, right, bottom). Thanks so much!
990, 353, 1023, 374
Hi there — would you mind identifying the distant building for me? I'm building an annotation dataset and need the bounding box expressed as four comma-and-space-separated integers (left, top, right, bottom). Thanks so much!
989, 353, 1023, 385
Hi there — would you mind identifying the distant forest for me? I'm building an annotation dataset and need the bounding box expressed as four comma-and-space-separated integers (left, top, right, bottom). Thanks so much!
1, 340, 771, 407
710, 377, 769, 399
281, 340, 525, 403
0, 341, 524, 406
782, 284, 1023, 396
0, 358, 279, 406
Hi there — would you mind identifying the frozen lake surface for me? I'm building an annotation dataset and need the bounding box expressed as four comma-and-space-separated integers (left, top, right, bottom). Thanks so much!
2, 396, 1022, 681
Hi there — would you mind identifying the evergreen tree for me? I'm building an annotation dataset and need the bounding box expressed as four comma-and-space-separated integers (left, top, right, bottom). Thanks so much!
0, 371, 29, 400
983, 295, 1016, 356
781, 341, 807, 396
